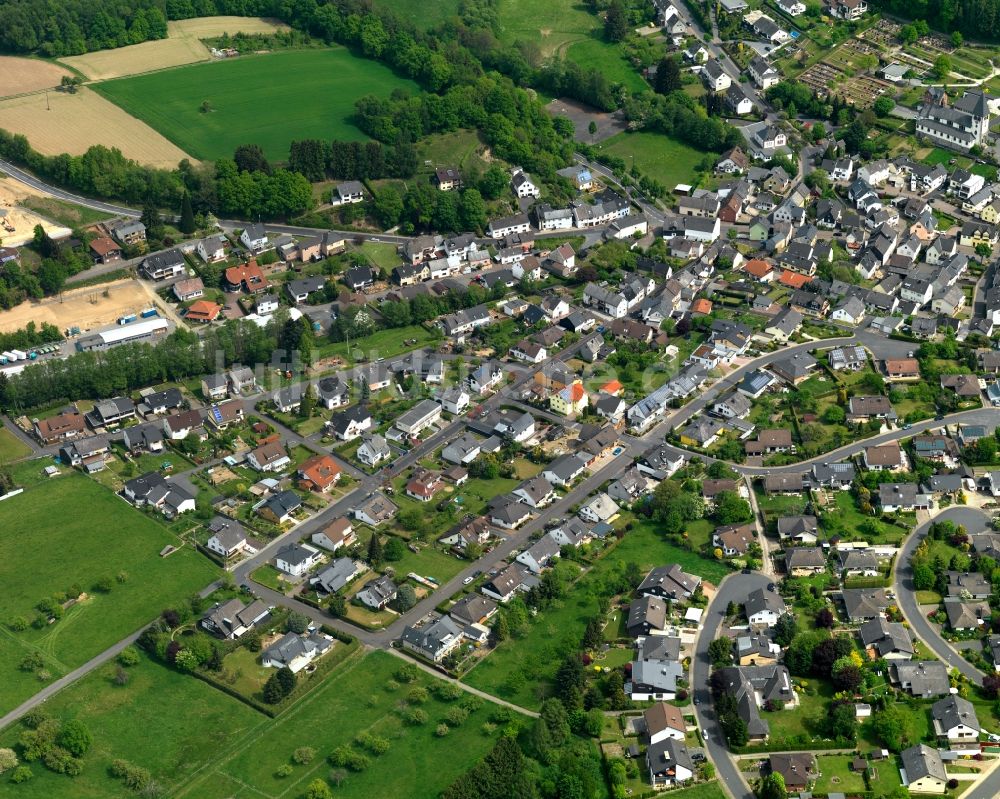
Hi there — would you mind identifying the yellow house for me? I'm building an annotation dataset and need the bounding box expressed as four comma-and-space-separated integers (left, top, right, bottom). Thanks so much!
981, 198, 1000, 224
549, 381, 588, 416
901, 744, 947, 794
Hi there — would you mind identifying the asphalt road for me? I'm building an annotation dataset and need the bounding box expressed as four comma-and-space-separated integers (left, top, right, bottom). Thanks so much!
894, 506, 992, 687
692, 571, 771, 799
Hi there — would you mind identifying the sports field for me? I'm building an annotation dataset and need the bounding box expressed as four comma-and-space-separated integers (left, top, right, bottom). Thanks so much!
0, 471, 217, 713
96, 48, 419, 161
0, 87, 191, 167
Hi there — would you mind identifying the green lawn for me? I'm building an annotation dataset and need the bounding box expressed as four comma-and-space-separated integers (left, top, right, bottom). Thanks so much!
864, 754, 903, 796
387, 541, 468, 586
177, 650, 506, 799
18, 195, 111, 228
95, 48, 420, 161
662, 783, 728, 799
0, 425, 31, 461
0, 471, 217, 712
318, 324, 442, 365
0, 655, 262, 799
813, 754, 867, 794
356, 242, 401, 272
462, 519, 730, 709
599, 131, 713, 188
416, 129, 490, 174
565, 37, 647, 93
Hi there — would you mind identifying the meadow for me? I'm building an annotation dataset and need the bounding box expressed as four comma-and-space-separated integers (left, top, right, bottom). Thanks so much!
462, 519, 730, 709
599, 130, 713, 188
0, 470, 217, 712
95, 48, 420, 162
375, 0, 460, 29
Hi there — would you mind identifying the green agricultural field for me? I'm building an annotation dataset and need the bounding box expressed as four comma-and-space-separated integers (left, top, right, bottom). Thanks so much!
599, 131, 713, 189
0, 656, 262, 799
0, 471, 217, 712
18, 195, 111, 228
95, 48, 419, 161
463, 519, 730, 709
565, 38, 648, 94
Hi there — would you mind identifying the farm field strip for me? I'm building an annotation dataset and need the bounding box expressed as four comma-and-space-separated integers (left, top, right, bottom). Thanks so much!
94, 48, 419, 162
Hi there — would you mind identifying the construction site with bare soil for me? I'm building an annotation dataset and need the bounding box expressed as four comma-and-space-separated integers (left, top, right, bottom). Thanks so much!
0, 177, 71, 247
0, 278, 175, 335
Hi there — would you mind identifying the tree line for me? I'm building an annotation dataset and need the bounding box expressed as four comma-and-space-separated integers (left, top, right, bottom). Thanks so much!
0, 0, 166, 56
872, 0, 1000, 40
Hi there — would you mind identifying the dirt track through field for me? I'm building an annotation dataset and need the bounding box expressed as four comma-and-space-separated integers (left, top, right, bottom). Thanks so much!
0, 88, 191, 168
0, 279, 167, 335
0, 57, 73, 99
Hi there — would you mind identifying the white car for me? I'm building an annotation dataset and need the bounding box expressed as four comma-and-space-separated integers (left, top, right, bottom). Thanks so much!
463, 576, 474, 585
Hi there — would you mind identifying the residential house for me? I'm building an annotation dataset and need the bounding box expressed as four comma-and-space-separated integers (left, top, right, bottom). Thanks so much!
202, 598, 270, 640
357, 575, 398, 610
746, 588, 785, 628
262, 632, 332, 673
297, 454, 342, 493
352, 492, 398, 527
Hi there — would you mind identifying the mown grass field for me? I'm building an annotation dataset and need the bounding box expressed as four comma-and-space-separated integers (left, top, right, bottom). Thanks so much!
0, 471, 217, 712
462, 519, 730, 709
0, 655, 262, 799
96, 48, 420, 161
0, 425, 31, 461
599, 130, 712, 188
1, 649, 509, 798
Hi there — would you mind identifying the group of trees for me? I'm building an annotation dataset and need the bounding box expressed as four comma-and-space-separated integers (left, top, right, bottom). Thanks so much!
289, 139, 417, 183
14, 710, 91, 779
0, 0, 167, 56
874, 0, 1000, 40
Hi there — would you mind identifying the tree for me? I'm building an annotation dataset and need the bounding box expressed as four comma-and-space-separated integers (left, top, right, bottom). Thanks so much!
913, 562, 936, 590
951, 30, 964, 47
873, 96, 895, 118
286, 612, 310, 634
871, 706, 904, 750
329, 595, 347, 618
654, 56, 682, 95
532, 699, 571, 763
826, 699, 858, 740
395, 583, 417, 611
492, 613, 510, 642
234, 144, 270, 174
773, 613, 797, 647
932, 54, 953, 80
831, 656, 863, 692
713, 491, 753, 524
708, 637, 734, 668
179, 192, 195, 234
263, 667, 296, 704
374, 186, 403, 228
582, 617, 603, 651
459, 189, 487, 232
815, 607, 834, 628
588, 120, 598, 139
57, 720, 91, 757
976, 242, 993, 260
384, 536, 407, 562
605, 0, 629, 42
759, 771, 787, 799
367, 533, 384, 567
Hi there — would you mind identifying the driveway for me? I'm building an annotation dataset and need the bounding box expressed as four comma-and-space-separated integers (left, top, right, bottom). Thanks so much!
894, 506, 991, 687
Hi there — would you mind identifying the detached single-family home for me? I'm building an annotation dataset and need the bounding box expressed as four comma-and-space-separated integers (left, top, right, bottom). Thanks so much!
275, 542, 321, 577
900, 744, 947, 794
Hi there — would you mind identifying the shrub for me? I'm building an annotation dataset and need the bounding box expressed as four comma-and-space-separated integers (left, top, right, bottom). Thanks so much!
293, 747, 316, 765
118, 646, 140, 667
0, 748, 19, 774
10, 765, 33, 783
355, 731, 390, 755
445, 707, 469, 727
42, 746, 79, 775
407, 687, 429, 704
18, 652, 44, 672
286, 612, 310, 634
404, 708, 428, 725
20, 709, 49, 730
9, 616, 28, 632
395, 664, 419, 683
436, 723, 450, 737
93, 576, 114, 593
276, 764, 293, 777
328, 746, 370, 772
435, 682, 463, 701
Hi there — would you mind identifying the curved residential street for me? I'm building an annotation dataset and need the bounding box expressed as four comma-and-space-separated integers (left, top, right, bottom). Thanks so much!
693, 572, 771, 799
894, 507, 992, 687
